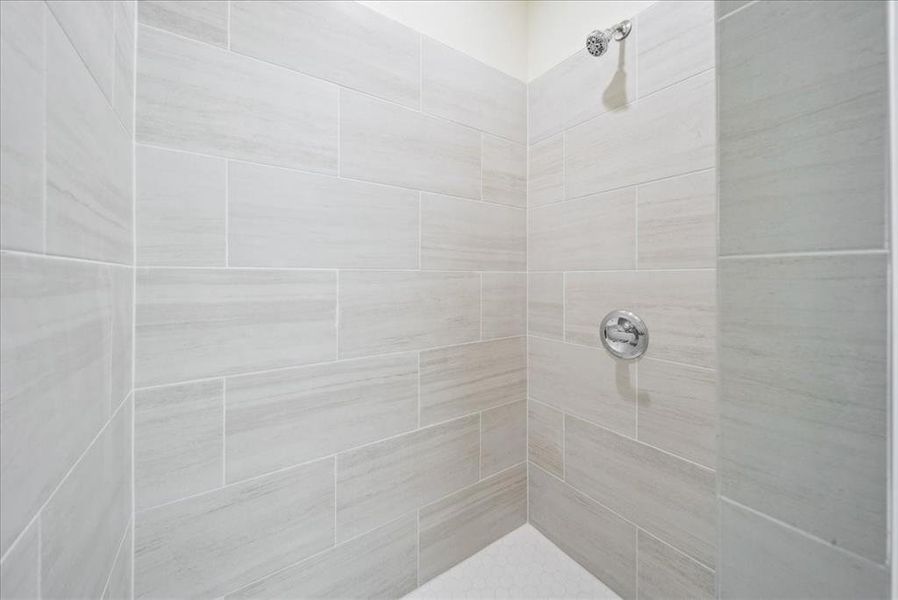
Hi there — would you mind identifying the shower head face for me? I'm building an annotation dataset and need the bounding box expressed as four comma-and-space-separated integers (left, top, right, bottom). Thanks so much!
586, 29, 611, 57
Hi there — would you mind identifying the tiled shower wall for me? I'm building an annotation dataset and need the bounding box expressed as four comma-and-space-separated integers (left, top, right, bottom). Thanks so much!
717, 1, 891, 597
131, 1, 527, 598
525, 2, 718, 599
0, 1, 135, 598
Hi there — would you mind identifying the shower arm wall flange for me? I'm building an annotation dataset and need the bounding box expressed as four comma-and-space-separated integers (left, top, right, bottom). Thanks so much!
611, 20, 632, 41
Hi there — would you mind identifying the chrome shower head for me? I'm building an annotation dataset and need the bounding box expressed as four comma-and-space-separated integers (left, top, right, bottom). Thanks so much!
586, 20, 632, 57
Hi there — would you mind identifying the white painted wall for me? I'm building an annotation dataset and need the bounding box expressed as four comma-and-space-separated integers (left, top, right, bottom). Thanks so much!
359, 1, 530, 81
526, 0, 655, 80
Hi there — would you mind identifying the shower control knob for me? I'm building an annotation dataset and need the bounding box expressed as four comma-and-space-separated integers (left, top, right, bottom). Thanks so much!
600, 310, 648, 360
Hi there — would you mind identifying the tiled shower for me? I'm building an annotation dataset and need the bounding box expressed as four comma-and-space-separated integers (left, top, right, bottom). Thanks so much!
0, 1, 892, 599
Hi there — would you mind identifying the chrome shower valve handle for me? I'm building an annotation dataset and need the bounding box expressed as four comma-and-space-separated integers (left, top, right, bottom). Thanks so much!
600, 310, 649, 360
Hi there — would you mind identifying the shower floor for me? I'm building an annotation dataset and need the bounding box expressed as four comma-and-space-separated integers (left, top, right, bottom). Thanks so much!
405, 524, 620, 600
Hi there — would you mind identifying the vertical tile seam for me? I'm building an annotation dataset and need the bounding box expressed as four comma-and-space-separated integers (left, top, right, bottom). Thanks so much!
221, 378, 227, 486
130, 0, 138, 594
37, 516, 42, 599
41, 4, 47, 255
224, 160, 229, 267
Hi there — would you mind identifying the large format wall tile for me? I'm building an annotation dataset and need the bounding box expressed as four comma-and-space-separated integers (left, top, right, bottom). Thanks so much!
1, 254, 127, 555
528, 188, 636, 271
420, 337, 526, 425
565, 270, 716, 369
0, 515, 39, 599
638, 531, 714, 600
136, 145, 226, 266
565, 415, 716, 566
135, 458, 335, 599
46, 17, 132, 263
529, 466, 637, 600
528, 46, 636, 144
112, 0, 135, 135
137, 25, 338, 173
637, 1, 714, 98
230, 1, 420, 108
230, 162, 418, 269
638, 169, 716, 269
527, 134, 564, 208
136, 269, 336, 386
719, 499, 889, 600
47, 1, 114, 101
481, 273, 526, 339
135, 380, 223, 510
138, 0, 227, 47
528, 336, 636, 437
719, 1, 887, 255
421, 193, 525, 271
102, 525, 132, 600
228, 514, 417, 599
226, 353, 418, 482
419, 464, 527, 583
565, 69, 715, 199
638, 358, 717, 468
336, 416, 479, 541
422, 38, 525, 143
527, 400, 564, 478
482, 135, 526, 208
338, 271, 479, 358
0, 0, 44, 252
719, 254, 887, 563
340, 91, 481, 199
42, 400, 131, 600
527, 273, 563, 340
480, 401, 526, 477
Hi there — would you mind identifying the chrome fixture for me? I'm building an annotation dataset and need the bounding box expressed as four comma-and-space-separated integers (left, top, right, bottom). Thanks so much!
586, 20, 632, 57
600, 310, 648, 360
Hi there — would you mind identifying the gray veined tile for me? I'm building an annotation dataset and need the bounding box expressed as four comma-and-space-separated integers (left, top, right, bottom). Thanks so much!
637, 1, 715, 98
135, 380, 223, 511
135, 458, 335, 599
565, 69, 715, 199
137, 25, 338, 173
481, 272, 526, 339
421, 194, 526, 271
720, 499, 889, 600
138, 0, 228, 47
419, 464, 527, 583
528, 188, 636, 271
228, 161, 419, 269
338, 270, 480, 359
638, 358, 717, 469
136, 268, 336, 387
528, 43, 636, 145
719, 254, 888, 563
527, 273, 564, 340
1, 253, 126, 556
336, 415, 479, 542
136, 145, 226, 267
230, 0, 419, 108
528, 336, 636, 437
340, 91, 481, 199
565, 270, 716, 369
718, 0, 887, 254
565, 415, 716, 567
422, 38, 526, 143
102, 526, 132, 600
480, 401, 526, 477
716, 0, 753, 20
529, 465, 637, 600
527, 400, 564, 478
46, 16, 132, 263
420, 337, 527, 426
482, 134, 526, 208
227, 514, 417, 600
0, 518, 39, 600
113, 1, 135, 136
638, 169, 716, 269
527, 134, 563, 208
638, 530, 714, 600
47, 1, 114, 101
0, 0, 44, 253
225, 353, 418, 482
42, 399, 132, 600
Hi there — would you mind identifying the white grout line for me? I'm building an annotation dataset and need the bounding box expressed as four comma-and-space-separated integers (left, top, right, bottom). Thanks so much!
720, 248, 889, 261
717, 0, 760, 21
0, 248, 132, 269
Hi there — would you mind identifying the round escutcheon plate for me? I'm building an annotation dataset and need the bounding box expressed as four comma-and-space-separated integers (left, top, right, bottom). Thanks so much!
600, 310, 648, 360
